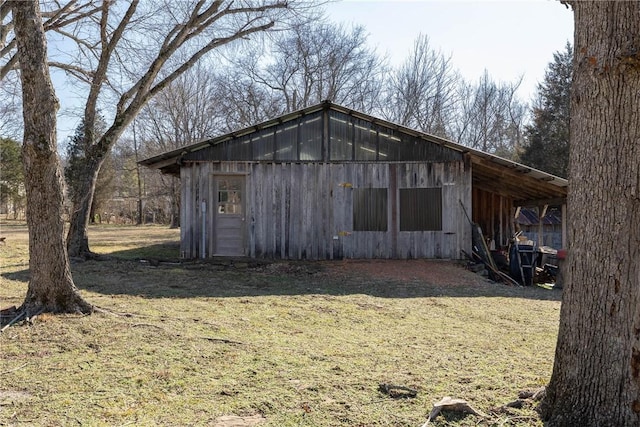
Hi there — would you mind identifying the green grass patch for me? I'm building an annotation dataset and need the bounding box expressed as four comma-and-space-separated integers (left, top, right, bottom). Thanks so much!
0, 221, 560, 426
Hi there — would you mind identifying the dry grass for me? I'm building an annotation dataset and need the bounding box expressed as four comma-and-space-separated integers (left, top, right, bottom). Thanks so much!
0, 220, 561, 426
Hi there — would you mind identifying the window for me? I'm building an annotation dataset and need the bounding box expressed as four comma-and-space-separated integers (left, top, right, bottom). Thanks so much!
329, 113, 353, 160
353, 188, 387, 231
354, 118, 377, 161
217, 177, 243, 215
400, 188, 442, 231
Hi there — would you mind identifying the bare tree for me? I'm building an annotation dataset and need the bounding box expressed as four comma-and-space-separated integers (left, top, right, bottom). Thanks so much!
223, 18, 386, 119
453, 70, 526, 157
210, 68, 284, 130
135, 63, 225, 227
139, 62, 223, 149
382, 34, 459, 138
539, 2, 640, 425
7, 0, 92, 315
27, 0, 301, 258
0, 73, 22, 139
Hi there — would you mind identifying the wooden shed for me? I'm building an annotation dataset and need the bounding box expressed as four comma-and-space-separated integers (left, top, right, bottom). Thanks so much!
140, 101, 568, 260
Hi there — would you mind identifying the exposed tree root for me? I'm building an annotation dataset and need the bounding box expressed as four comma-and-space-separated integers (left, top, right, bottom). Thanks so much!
70, 250, 111, 263
1, 292, 95, 331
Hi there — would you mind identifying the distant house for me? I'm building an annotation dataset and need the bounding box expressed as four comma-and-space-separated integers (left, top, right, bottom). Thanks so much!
140, 101, 567, 260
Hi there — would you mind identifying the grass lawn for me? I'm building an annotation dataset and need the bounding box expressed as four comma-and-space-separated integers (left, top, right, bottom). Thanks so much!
0, 221, 560, 426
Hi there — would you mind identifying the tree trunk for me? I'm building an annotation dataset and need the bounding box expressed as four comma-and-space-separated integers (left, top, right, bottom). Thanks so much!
66, 158, 103, 258
10, 0, 92, 315
540, 2, 640, 426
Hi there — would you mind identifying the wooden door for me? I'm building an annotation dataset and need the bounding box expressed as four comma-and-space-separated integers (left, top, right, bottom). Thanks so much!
214, 175, 245, 256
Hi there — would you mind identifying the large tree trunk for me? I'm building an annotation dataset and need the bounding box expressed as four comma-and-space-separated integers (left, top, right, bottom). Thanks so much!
540, 2, 640, 426
11, 0, 92, 315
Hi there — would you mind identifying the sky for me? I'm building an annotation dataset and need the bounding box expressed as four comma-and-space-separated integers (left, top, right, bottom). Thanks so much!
323, 0, 574, 100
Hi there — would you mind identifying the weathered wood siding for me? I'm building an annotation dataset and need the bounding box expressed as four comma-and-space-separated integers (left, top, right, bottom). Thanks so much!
181, 161, 472, 260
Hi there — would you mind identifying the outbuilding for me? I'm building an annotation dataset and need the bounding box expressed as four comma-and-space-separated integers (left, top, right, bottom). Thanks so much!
140, 101, 567, 260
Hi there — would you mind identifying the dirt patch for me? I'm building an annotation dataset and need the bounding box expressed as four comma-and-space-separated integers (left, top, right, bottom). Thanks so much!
322, 259, 486, 286
0, 390, 32, 405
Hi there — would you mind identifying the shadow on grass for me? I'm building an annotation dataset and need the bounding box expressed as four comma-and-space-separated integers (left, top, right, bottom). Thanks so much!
2, 242, 562, 302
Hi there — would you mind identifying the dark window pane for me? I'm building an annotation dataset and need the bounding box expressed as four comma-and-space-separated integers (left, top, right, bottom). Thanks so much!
329, 112, 353, 160
354, 118, 376, 160
299, 115, 323, 160
400, 188, 442, 231
275, 123, 298, 161
227, 135, 252, 160
378, 129, 401, 160
353, 188, 388, 231
253, 129, 274, 160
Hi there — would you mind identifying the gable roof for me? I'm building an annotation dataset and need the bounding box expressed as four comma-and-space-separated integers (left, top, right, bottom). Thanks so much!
140, 100, 567, 205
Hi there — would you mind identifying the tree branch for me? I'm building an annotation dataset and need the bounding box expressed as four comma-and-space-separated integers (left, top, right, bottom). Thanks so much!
49, 61, 93, 83
0, 52, 17, 81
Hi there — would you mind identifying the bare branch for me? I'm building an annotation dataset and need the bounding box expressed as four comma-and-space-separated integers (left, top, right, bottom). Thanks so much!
118, 1, 287, 115
0, 52, 17, 81
49, 60, 93, 83
43, 2, 102, 32
84, 0, 138, 143
51, 27, 94, 51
